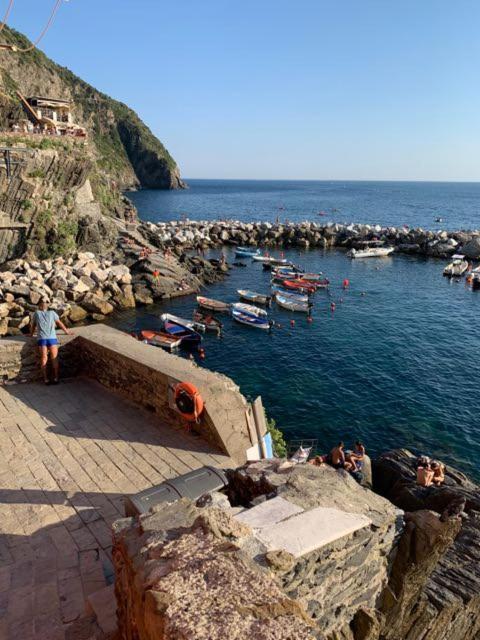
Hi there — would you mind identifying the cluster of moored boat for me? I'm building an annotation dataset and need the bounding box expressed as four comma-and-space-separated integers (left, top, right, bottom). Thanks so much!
443, 254, 480, 288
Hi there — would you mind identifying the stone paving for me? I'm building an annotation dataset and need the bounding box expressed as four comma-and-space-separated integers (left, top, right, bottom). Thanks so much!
0, 378, 233, 639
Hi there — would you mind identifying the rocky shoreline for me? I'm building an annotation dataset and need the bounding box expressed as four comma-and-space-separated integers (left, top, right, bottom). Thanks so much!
137, 218, 480, 259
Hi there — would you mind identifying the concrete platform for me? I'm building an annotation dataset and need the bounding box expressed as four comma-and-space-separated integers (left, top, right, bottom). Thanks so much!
256, 506, 372, 558
0, 378, 232, 640
234, 496, 304, 529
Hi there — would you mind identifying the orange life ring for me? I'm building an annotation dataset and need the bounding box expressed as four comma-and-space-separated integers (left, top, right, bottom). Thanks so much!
174, 382, 204, 422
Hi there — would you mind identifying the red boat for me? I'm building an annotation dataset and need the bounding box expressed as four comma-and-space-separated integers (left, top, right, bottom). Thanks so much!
281, 279, 317, 293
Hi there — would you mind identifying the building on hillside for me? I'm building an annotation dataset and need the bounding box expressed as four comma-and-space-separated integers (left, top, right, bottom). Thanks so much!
16, 93, 86, 137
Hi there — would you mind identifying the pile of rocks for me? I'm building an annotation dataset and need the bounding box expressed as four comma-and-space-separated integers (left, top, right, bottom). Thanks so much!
137, 218, 480, 260
0, 252, 135, 335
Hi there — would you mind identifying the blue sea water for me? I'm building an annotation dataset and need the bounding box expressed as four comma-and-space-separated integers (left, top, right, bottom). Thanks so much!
121, 181, 480, 478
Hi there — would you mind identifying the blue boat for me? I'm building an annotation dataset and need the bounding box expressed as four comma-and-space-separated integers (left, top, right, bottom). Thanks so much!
232, 308, 271, 330
270, 284, 309, 302
234, 247, 260, 257
163, 319, 202, 347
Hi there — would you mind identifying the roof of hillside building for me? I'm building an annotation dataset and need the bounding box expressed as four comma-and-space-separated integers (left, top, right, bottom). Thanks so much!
27, 96, 71, 108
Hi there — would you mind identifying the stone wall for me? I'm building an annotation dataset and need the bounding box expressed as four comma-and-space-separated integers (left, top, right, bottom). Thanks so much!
0, 325, 254, 463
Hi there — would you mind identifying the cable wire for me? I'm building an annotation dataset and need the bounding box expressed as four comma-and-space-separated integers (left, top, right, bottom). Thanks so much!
14, 0, 63, 52
0, 0, 14, 34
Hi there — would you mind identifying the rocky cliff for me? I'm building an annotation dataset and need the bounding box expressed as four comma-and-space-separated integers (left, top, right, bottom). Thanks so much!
0, 26, 185, 190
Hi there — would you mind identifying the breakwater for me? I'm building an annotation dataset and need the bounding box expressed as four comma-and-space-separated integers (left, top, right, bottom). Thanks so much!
138, 219, 480, 259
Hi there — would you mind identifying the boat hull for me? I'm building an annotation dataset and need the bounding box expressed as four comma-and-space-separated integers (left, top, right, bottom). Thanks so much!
275, 294, 312, 313
196, 296, 230, 312
232, 309, 271, 330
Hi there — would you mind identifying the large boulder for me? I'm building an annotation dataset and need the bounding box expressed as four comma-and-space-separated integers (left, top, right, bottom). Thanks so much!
80, 293, 114, 316
461, 237, 480, 260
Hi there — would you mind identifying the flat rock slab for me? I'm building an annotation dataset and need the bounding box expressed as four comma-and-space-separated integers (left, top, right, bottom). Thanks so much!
234, 496, 304, 529
256, 506, 372, 558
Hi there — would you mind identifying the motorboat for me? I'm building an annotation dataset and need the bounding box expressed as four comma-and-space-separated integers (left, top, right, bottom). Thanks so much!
278, 279, 317, 294
132, 330, 181, 352
160, 312, 205, 332
347, 246, 394, 258
237, 289, 271, 305
192, 310, 223, 332
196, 296, 230, 312
270, 284, 309, 302
252, 255, 289, 265
275, 293, 313, 313
443, 255, 469, 277
231, 307, 271, 330
162, 319, 202, 346
231, 302, 267, 317
235, 247, 260, 257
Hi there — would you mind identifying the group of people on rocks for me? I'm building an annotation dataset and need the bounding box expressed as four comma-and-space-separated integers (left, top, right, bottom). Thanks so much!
309, 441, 365, 475
416, 456, 445, 487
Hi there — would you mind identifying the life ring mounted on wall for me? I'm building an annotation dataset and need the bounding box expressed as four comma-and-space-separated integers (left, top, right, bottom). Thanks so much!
174, 382, 204, 423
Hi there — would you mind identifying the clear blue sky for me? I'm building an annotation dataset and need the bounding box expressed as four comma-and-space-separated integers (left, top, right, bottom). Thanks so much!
6, 1, 480, 181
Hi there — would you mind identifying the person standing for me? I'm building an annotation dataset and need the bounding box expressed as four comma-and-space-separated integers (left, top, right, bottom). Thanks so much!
30, 299, 72, 385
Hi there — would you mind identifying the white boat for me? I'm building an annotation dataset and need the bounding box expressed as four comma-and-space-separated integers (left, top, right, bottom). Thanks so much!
232, 308, 271, 330
443, 255, 469, 277
237, 289, 271, 305
347, 247, 394, 259
275, 293, 313, 313
252, 255, 289, 265
160, 313, 205, 332
231, 302, 267, 317
270, 284, 309, 302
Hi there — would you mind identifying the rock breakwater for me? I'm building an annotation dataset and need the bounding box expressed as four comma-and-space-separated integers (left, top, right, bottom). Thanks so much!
137, 218, 480, 259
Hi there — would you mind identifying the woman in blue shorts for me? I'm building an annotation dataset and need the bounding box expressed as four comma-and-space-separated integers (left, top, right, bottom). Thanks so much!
29, 299, 72, 384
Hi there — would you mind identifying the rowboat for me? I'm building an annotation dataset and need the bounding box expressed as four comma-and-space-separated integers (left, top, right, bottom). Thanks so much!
132, 330, 181, 352
231, 302, 268, 317
443, 255, 469, 277
235, 247, 260, 257
275, 293, 313, 313
279, 279, 317, 293
162, 319, 202, 346
160, 313, 205, 332
347, 247, 394, 258
252, 255, 289, 265
232, 308, 271, 330
270, 284, 309, 302
196, 296, 230, 312
193, 310, 223, 332
237, 289, 271, 305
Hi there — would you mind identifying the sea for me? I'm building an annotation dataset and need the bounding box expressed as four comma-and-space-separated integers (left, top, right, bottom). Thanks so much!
118, 180, 480, 479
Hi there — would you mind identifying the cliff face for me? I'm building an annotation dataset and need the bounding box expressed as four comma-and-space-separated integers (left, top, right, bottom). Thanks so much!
0, 26, 185, 190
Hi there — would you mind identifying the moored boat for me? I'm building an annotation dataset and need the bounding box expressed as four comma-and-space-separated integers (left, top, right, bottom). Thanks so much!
270, 284, 309, 302
196, 296, 231, 312
279, 279, 317, 293
347, 246, 394, 258
275, 293, 313, 313
443, 255, 469, 277
237, 289, 271, 305
235, 247, 260, 257
132, 330, 182, 352
231, 302, 268, 317
231, 308, 271, 330
252, 255, 289, 265
162, 319, 202, 346
160, 312, 205, 332
193, 310, 223, 332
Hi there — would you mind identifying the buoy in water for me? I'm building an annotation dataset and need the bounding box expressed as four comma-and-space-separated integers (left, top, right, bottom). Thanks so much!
290, 319, 295, 328
198, 347, 206, 360
342, 278, 350, 289
330, 302, 336, 312
307, 316, 313, 323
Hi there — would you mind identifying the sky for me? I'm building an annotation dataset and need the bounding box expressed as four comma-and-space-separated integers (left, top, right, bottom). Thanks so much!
4, 0, 480, 181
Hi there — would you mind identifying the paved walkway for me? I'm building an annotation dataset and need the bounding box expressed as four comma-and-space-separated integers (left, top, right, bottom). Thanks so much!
0, 379, 232, 639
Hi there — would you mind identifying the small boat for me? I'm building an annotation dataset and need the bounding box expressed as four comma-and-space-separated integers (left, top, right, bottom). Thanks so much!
193, 310, 223, 332
270, 284, 309, 302
279, 279, 317, 293
237, 289, 271, 305
275, 293, 313, 313
235, 247, 260, 257
443, 255, 469, 278
132, 330, 181, 352
162, 319, 202, 346
231, 302, 268, 317
273, 271, 328, 286
232, 308, 271, 330
196, 296, 230, 312
347, 247, 394, 258
252, 255, 289, 265
160, 313, 205, 332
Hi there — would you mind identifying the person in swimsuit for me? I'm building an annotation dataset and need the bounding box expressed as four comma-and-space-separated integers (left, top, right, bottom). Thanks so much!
347, 441, 366, 470
329, 442, 354, 471
30, 299, 72, 385
431, 461, 445, 486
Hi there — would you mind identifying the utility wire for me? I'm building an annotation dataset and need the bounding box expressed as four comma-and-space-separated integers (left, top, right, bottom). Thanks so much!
0, 0, 14, 34
13, 0, 63, 53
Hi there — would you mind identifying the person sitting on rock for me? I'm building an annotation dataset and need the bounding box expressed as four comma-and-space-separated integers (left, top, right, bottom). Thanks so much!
347, 441, 366, 470
29, 299, 73, 385
416, 460, 434, 487
431, 461, 445, 486
329, 442, 354, 471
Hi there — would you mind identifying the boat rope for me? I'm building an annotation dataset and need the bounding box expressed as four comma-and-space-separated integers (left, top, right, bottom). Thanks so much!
0, 0, 14, 33
12, 0, 64, 53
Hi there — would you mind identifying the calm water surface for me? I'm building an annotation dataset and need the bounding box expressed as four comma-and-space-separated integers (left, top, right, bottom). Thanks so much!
116, 181, 480, 478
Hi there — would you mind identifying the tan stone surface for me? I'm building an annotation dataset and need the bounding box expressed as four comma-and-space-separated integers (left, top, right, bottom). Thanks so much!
0, 378, 232, 640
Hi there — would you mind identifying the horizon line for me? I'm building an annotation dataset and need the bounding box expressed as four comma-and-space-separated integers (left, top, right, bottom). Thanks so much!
181, 177, 480, 184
